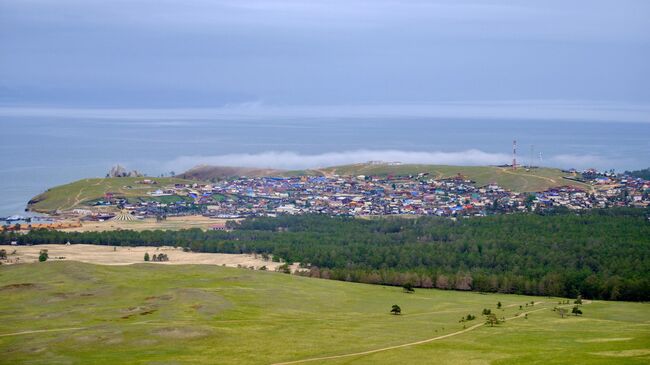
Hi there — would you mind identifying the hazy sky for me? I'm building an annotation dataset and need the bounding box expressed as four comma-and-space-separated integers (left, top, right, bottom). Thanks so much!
1, 0, 649, 113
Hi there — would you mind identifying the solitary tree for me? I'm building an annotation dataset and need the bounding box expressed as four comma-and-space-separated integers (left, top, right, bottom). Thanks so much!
572, 306, 583, 316
391, 304, 401, 315
38, 249, 48, 262
482, 308, 491, 315
402, 283, 415, 293
144, 252, 150, 262
497, 301, 502, 309
557, 308, 567, 318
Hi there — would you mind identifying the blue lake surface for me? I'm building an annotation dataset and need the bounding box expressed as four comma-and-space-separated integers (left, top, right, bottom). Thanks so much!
1, 117, 649, 216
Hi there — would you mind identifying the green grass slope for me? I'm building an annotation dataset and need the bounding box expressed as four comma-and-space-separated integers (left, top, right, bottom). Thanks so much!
27, 177, 196, 213
179, 163, 589, 192
1, 262, 648, 364
321, 163, 589, 192
178, 165, 289, 180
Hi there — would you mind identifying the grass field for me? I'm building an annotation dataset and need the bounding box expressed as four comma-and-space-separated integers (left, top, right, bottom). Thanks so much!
27, 177, 196, 213
61, 215, 234, 232
0, 244, 289, 270
320, 163, 590, 192
1, 262, 648, 364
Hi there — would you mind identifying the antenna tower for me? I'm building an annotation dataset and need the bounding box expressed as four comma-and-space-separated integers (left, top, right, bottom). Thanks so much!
512, 140, 517, 170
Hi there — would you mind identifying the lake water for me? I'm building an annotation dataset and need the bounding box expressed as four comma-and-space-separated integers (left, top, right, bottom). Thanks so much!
2, 117, 649, 216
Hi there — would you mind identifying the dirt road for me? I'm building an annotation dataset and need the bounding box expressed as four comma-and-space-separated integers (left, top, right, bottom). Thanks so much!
270, 301, 588, 365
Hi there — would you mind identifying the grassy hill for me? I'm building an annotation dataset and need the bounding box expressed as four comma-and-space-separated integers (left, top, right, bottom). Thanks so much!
28, 163, 589, 212
177, 165, 291, 180
27, 177, 196, 213
179, 163, 589, 193
319, 163, 589, 192
0, 261, 648, 364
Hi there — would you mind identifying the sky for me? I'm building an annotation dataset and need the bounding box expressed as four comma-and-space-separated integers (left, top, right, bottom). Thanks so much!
1, 0, 649, 116
1, 1, 649, 215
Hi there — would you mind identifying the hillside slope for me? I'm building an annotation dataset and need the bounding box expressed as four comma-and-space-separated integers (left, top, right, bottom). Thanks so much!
27, 177, 195, 213
28, 163, 589, 212
318, 163, 589, 192
0, 262, 647, 364
177, 165, 290, 180
180, 162, 589, 192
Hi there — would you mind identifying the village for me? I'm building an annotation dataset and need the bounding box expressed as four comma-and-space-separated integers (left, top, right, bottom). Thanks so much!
60, 169, 650, 219
2, 168, 649, 232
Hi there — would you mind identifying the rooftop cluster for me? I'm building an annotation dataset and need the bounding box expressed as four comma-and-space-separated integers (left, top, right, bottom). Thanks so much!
98, 169, 649, 219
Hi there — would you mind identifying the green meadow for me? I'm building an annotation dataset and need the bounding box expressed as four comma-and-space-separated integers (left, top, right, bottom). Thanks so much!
321, 164, 590, 192
27, 177, 196, 213
1, 262, 648, 364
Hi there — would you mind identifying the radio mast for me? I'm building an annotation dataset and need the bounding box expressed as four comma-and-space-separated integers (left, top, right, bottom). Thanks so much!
512, 140, 517, 170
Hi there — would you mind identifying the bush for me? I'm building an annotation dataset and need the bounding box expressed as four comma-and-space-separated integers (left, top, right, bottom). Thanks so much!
38, 249, 48, 262
391, 304, 401, 315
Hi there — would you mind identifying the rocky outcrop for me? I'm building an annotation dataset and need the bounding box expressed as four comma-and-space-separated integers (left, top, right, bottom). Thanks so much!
108, 165, 142, 178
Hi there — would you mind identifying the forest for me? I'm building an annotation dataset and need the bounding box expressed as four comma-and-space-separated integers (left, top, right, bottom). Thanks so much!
625, 167, 650, 180
3, 208, 649, 301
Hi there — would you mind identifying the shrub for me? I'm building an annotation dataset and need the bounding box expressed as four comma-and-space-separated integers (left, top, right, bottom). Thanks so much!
38, 249, 48, 262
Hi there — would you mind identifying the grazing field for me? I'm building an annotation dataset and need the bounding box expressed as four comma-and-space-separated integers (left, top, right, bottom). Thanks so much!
27, 177, 197, 213
0, 244, 288, 270
61, 215, 235, 232
320, 163, 590, 192
1, 262, 648, 364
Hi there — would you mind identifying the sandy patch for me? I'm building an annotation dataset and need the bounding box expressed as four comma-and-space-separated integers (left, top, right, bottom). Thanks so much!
505, 301, 544, 308
0, 244, 298, 271
152, 327, 211, 339
60, 215, 237, 232
591, 349, 650, 357
577, 337, 633, 343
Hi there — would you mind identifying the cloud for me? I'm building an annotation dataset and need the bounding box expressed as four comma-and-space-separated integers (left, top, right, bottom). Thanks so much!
3, 0, 648, 42
546, 154, 629, 170
165, 149, 644, 172
2, 101, 649, 123
164, 149, 511, 171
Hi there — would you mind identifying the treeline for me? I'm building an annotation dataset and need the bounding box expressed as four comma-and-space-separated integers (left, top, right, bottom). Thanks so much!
3, 208, 649, 301
625, 167, 650, 180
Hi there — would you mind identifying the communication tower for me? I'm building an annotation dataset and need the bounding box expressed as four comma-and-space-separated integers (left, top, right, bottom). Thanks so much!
512, 140, 517, 170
